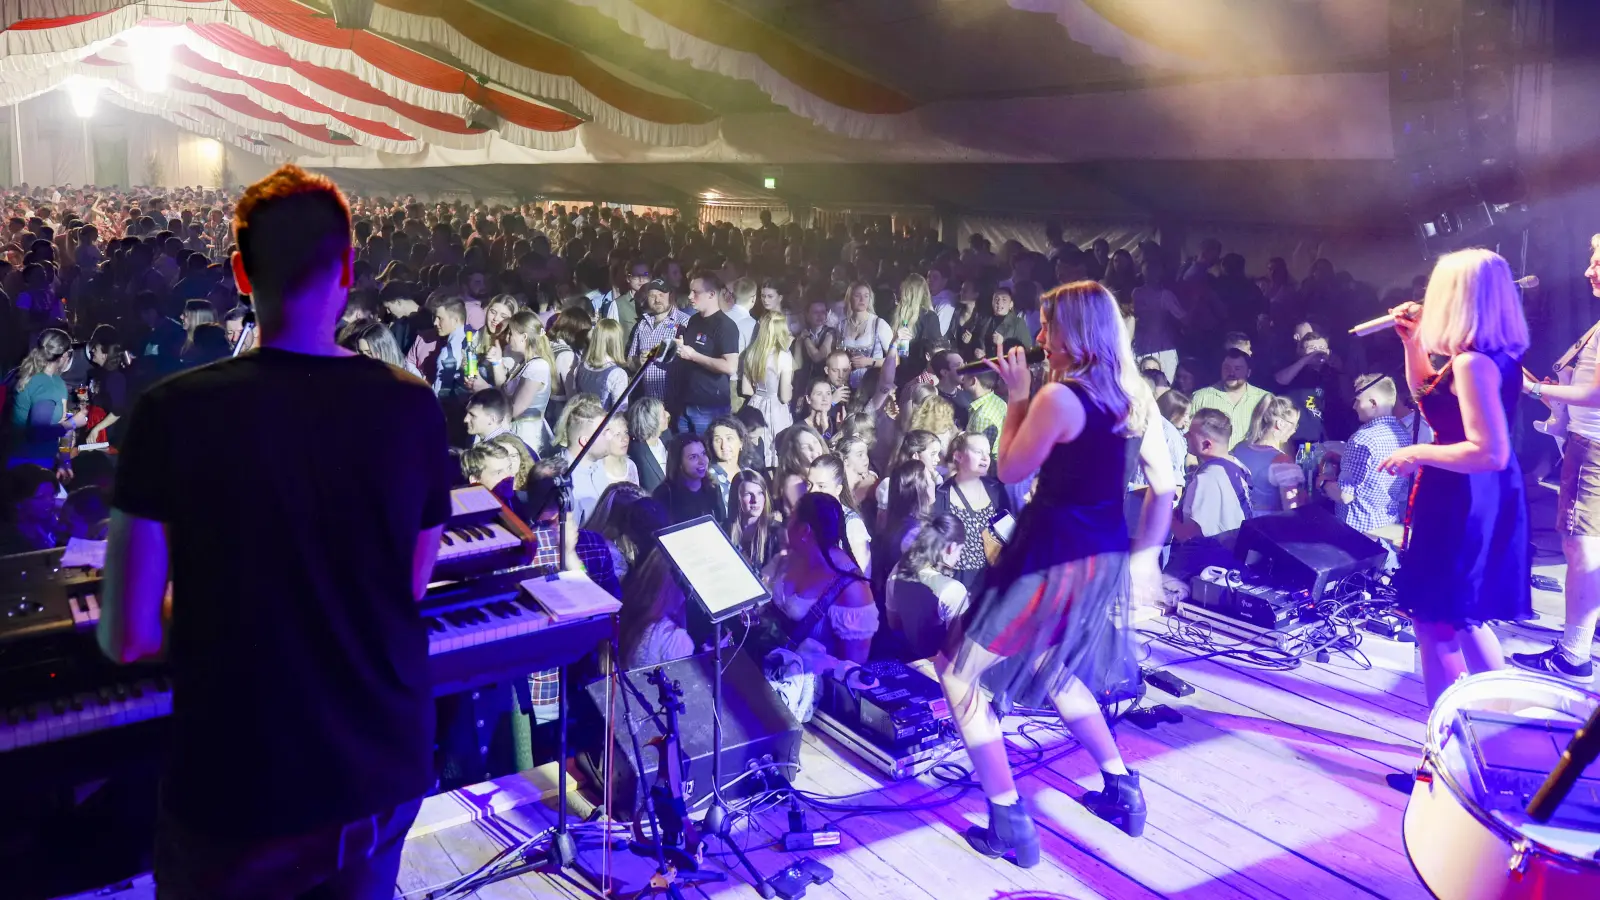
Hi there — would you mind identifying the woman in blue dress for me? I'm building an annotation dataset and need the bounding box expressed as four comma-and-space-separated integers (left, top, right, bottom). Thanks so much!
1377, 248, 1531, 708
940, 281, 1176, 866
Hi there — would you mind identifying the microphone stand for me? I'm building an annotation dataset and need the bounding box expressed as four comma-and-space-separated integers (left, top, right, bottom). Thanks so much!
525, 341, 671, 868
1526, 702, 1600, 823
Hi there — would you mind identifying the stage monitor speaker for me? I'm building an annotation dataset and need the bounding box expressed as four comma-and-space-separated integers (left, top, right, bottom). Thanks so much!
1233, 506, 1389, 599
574, 650, 801, 818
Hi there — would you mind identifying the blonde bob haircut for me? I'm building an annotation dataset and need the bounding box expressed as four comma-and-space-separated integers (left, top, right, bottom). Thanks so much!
1417, 248, 1529, 358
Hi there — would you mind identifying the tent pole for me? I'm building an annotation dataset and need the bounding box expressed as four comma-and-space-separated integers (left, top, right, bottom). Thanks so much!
11, 103, 22, 185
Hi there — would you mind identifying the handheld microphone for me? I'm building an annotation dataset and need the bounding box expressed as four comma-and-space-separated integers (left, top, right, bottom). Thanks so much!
955, 347, 1047, 376
1350, 275, 1538, 337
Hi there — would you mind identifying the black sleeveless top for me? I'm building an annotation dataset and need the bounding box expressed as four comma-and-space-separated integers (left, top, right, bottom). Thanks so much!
1032, 382, 1139, 507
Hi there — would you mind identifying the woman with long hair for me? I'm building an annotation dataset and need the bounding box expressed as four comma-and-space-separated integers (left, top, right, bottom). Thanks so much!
907, 393, 958, 454
886, 513, 969, 663
727, 469, 780, 569
84, 324, 129, 446
835, 432, 878, 511
1231, 394, 1303, 512
763, 492, 878, 664
493, 311, 558, 450
478, 294, 518, 354
741, 310, 795, 437
838, 281, 893, 389
892, 273, 934, 358
5, 328, 83, 468
775, 422, 828, 481
1376, 249, 1531, 711
618, 547, 695, 670
351, 321, 422, 378
584, 481, 651, 582
805, 453, 872, 579
932, 432, 1012, 594
942, 280, 1176, 862
870, 458, 939, 600
568, 318, 628, 411
652, 432, 726, 526
626, 396, 671, 492
178, 298, 217, 358
875, 429, 942, 523
544, 305, 592, 425
707, 415, 751, 506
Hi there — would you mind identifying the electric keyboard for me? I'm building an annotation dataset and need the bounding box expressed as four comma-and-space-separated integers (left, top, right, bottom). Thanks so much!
432, 485, 535, 579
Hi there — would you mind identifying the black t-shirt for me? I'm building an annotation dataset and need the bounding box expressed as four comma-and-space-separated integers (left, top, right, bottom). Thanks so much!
113, 348, 453, 838
1283, 365, 1338, 443
668, 310, 739, 410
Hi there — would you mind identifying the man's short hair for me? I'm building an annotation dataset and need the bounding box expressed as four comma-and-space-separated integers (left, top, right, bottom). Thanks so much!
1222, 348, 1252, 368
233, 164, 351, 297
1353, 373, 1398, 406
971, 368, 999, 392
688, 268, 724, 294
435, 296, 466, 324
466, 388, 509, 422
732, 277, 757, 306
1189, 408, 1232, 445
1222, 331, 1252, 352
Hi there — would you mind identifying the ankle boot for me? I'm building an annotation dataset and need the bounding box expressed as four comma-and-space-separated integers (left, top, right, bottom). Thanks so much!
965, 797, 1041, 868
1081, 770, 1147, 837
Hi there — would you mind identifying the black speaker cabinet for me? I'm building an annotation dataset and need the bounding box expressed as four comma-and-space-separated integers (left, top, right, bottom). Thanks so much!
1234, 506, 1389, 599
574, 650, 801, 818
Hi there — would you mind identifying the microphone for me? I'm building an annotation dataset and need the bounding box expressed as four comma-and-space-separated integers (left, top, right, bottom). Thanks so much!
956, 347, 1046, 376
1349, 275, 1540, 337
1526, 702, 1600, 822
646, 323, 685, 365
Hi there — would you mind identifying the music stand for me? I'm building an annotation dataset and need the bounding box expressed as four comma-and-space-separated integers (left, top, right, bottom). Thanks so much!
654, 516, 776, 897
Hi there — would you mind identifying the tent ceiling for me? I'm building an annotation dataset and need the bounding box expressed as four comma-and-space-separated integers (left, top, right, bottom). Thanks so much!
0, 0, 1401, 224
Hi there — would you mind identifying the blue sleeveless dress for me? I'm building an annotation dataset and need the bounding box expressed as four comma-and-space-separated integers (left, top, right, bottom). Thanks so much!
1394, 351, 1531, 625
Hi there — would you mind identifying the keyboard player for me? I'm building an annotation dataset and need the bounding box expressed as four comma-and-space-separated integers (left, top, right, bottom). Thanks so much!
101, 166, 454, 900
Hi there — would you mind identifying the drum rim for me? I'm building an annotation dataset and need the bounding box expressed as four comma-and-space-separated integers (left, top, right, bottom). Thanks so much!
1419, 670, 1600, 870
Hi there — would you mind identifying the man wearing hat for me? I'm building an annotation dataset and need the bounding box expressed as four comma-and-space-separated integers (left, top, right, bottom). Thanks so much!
625, 276, 689, 400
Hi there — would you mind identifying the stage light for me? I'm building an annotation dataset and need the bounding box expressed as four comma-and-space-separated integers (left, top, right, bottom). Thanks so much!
763, 177, 777, 190
701, 191, 720, 200
199, 138, 222, 162
64, 77, 102, 119
126, 26, 180, 93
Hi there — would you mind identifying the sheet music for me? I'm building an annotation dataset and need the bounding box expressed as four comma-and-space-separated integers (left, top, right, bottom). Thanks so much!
450, 484, 502, 517
654, 517, 768, 620
519, 570, 621, 622
60, 537, 106, 569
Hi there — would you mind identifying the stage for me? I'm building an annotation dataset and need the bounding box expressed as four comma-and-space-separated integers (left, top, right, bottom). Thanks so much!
61, 490, 1581, 900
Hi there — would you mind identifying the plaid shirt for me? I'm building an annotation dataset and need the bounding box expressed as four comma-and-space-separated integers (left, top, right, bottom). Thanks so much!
967, 391, 1006, 452
1337, 416, 1413, 533
627, 309, 689, 400
526, 524, 621, 708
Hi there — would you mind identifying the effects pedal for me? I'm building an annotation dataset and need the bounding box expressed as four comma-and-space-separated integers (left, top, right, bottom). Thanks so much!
769, 858, 834, 900
1124, 704, 1183, 730
1143, 669, 1194, 698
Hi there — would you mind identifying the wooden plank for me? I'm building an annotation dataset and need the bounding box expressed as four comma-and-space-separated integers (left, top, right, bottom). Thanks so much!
410, 763, 591, 840
799, 730, 1160, 900
396, 832, 475, 899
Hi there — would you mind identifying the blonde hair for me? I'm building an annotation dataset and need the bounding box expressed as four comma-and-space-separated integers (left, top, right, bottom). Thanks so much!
583, 318, 625, 367
505, 310, 557, 378
907, 394, 956, 441
460, 440, 515, 485
743, 310, 794, 386
14, 328, 71, 392
894, 274, 932, 328
1040, 280, 1151, 438
488, 433, 535, 488
1417, 248, 1529, 358
555, 393, 606, 449
1353, 373, 1398, 407
732, 276, 757, 308
1246, 395, 1300, 447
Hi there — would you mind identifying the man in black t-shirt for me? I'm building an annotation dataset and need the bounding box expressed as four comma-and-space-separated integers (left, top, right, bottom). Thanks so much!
666, 268, 740, 434
101, 165, 453, 900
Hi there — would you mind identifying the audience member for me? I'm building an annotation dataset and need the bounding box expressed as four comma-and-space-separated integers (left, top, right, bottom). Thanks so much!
933, 432, 1012, 594
1188, 349, 1270, 448
885, 513, 969, 663
1232, 395, 1302, 513
761, 492, 877, 667
1168, 408, 1253, 578
667, 270, 740, 433
727, 469, 781, 569
1330, 374, 1413, 536
653, 432, 726, 525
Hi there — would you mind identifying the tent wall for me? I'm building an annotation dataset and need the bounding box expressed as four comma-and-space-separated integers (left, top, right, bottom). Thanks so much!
3, 92, 274, 190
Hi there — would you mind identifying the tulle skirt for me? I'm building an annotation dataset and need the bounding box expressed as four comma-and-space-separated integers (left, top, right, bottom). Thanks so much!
952, 500, 1137, 715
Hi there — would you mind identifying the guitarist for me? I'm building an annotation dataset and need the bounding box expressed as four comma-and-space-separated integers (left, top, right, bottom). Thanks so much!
1518, 233, 1600, 685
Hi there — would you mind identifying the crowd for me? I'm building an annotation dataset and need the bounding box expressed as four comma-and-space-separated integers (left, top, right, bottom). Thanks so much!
0, 181, 1435, 674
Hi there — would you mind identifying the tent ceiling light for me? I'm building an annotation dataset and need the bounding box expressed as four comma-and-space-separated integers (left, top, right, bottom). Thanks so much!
64, 76, 102, 119
126, 25, 181, 93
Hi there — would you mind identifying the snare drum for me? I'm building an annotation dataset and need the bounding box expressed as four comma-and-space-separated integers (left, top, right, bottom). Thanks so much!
1404, 671, 1600, 899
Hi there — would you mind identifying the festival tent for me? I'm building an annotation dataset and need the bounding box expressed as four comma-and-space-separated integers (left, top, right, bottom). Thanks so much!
0, 0, 1405, 217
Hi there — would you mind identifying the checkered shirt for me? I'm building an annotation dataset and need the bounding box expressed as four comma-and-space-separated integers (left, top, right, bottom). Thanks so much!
1337, 416, 1414, 534
526, 524, 621, 707
627, 309, 690, 400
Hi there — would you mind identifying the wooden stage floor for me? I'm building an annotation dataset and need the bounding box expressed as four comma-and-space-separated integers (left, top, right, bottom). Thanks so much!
392, 492, 1583, 900
63, 491, 1581, 900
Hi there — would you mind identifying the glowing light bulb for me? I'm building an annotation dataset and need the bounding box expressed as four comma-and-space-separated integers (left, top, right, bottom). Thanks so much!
65, 77, 102, 118
126, 25, 179, 94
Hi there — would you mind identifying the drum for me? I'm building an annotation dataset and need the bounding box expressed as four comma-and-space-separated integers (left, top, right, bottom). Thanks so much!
1404, 670, 1600, 899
